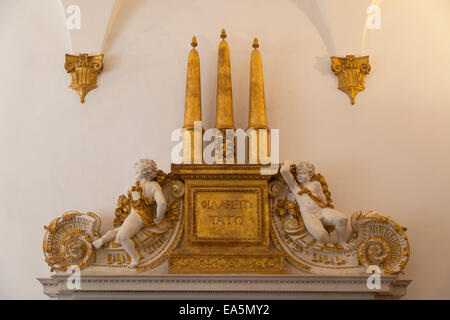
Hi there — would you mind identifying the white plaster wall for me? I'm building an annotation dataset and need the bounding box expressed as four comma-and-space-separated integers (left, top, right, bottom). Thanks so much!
0, 0, 449, 299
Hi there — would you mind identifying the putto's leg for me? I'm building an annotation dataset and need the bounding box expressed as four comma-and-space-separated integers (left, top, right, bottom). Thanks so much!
116, 211, 145, 268
322, 208, 349, 249
302, 212, 330, 244
93, 229, 119, 249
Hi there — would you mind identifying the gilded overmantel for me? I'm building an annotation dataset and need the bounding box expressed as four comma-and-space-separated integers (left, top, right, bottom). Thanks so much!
40, 31, 410, 300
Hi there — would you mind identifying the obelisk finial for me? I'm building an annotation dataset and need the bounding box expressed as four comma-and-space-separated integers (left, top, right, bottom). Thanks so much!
191, 36, 198, 48
252, 37, 259, 49
220, 28, 227, 39
215, 28, 234, 129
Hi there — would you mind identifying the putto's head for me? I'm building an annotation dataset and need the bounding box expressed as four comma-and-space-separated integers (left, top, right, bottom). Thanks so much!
134, 158, 158, 182
295, 161, 315, 184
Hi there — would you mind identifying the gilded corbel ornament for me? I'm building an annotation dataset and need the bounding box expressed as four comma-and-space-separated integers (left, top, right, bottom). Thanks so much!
331, 55, 371, 105
64, 53, 104, 103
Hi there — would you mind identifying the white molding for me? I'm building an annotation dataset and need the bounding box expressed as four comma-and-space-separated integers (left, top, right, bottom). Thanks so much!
38, 274, 411, 300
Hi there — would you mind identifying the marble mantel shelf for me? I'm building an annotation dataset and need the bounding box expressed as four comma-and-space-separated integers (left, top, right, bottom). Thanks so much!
38, 274, 411, 300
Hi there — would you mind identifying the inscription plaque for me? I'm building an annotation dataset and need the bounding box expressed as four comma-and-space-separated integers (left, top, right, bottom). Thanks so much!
193, 189, 260, 241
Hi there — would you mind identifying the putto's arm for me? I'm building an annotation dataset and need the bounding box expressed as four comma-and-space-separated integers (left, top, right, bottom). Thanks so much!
313, 181, 328, 206
280, 161, 300, 193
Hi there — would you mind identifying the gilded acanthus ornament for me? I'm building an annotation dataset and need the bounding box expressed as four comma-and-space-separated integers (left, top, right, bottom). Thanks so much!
64, 53, 104, 103
331, 55, 371, 105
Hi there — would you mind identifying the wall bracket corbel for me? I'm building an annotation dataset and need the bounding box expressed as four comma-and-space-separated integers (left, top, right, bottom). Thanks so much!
331, 55, 371, 105
64, 53, 104, 103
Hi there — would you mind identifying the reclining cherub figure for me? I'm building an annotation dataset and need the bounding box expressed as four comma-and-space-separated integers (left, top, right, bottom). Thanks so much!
280, 161, 352, 250
93, 159, 167, 268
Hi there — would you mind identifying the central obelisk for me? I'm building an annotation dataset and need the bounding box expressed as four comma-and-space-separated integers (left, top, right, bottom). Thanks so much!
214, 29, 235, 164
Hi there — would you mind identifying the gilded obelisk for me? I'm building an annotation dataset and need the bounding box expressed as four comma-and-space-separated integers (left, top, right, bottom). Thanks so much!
248, 38, 269, 164
215, 29, 235, 164
182, 37, 203, 164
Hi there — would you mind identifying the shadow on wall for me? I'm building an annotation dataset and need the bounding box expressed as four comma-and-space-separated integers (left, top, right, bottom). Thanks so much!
290, 0, 336, 56
101, 0, 148, 54
290, 0, 335, 76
